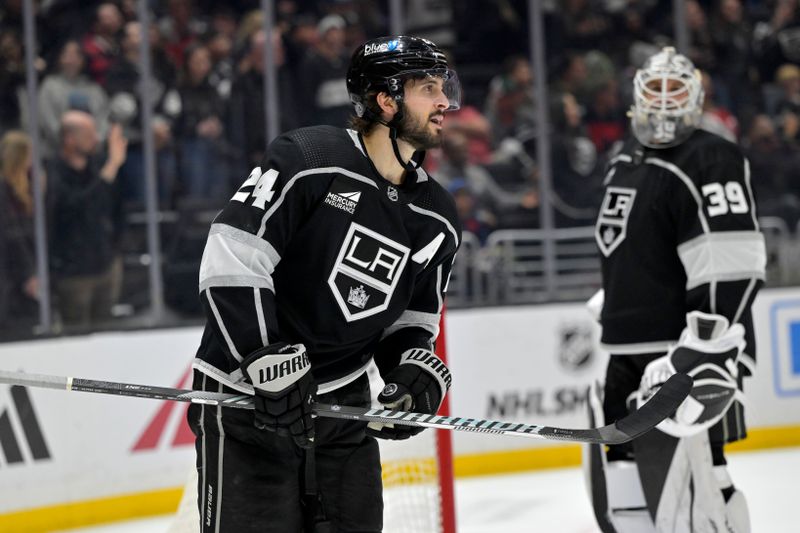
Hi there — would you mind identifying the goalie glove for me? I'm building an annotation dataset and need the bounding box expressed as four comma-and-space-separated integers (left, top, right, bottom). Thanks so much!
367, 348, 452, 440
240, 342, 317, 448
637, 311, 745, 438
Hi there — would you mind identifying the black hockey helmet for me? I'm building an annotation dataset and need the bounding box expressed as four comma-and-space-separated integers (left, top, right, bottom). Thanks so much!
346, 35, 461, 119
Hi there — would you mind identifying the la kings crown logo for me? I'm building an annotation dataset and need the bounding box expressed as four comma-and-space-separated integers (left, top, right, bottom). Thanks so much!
329, 222, 410, 321
595, 187, 636, 256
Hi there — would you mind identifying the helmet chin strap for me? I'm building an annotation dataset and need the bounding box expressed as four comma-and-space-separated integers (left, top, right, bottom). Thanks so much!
368, 101, 426, 173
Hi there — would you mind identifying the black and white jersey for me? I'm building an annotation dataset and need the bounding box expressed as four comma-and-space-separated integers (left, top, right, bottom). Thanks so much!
194, 126, 461, 394
595, 129, 766, 370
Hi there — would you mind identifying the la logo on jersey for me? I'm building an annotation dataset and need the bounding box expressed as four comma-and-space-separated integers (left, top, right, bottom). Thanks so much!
328, 222, 410, 321
595, 187, 636, 257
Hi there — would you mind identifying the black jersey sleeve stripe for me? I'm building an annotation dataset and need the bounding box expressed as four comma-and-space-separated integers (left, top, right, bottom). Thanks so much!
253, 288, 269, 346
204, 290, 245, 363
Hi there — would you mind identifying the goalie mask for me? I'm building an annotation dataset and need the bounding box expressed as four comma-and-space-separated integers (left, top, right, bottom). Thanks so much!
630, 47, 704, 149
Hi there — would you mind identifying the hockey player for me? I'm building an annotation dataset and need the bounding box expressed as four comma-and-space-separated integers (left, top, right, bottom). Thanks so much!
586, 47, 766, 532
187, 36, 461, 532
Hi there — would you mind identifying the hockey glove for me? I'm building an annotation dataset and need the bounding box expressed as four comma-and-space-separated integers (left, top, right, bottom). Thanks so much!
637, 311, 745, 438
240, 342, 317, 448
367, 348, 452, 440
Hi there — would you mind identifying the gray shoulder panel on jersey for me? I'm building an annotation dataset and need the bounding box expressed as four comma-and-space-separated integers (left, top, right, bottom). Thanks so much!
381, 309, 441, 341
677, 231, 766, 290
257, 166, 379, 238
407, 203, 460, 246
200, 223, 279, 292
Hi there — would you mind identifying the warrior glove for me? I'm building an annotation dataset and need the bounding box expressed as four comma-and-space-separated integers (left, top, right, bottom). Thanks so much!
637, 311, 745, 438
241, 342, 317, 448
367, 348, 452, 440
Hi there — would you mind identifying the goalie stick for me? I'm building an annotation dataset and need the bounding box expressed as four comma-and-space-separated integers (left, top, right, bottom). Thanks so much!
0, 370, 691, 445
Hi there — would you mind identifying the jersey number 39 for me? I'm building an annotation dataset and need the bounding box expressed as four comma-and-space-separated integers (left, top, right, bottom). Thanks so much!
232, 167, 279, 209
701, 181, 749, 217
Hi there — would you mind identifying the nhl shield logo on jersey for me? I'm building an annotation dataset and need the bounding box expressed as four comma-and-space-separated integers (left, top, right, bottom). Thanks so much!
595, 187, 636, 257
328, 222, 410, 321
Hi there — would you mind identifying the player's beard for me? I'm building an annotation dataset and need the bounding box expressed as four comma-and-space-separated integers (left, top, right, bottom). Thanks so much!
397, 109, 443, 150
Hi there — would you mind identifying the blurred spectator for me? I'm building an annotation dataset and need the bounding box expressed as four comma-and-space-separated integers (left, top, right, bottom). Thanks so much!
583, 78, 626, 154
548, 92, 601, 227
753, 0, 800, 82
47, 112, 127, 329
710, 0, 756, 116
553, 0, 615, 52
174, 43, 228, 201
81, 2, 123, 87
206, 30, 235, 100
550, 51, 590, 108
107, 21, 180, 206
440, 104, 493, 165
447, 178, 495, 244
158, 0, 208, 68
484, 55, 536, 141
0, 30, 26, 136
38, 40, 110, 158
228, 28, 298, 177
685, 0, 717, 72
743, 113, 800, 229
298, 14, 351, 127
699, 71, 739, 142
774, 63, 800, 118
438, 130, 536, 227
0, 131, 40, 338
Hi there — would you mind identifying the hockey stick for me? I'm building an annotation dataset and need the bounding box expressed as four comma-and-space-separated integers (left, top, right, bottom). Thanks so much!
0, 370, 691, 445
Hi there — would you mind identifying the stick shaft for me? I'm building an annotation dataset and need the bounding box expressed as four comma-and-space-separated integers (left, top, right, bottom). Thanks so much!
0, 370, 690, 445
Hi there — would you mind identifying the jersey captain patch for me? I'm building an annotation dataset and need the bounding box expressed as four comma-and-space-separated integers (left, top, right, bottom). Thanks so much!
328, 222, 410, 321
595, 186, 636, 257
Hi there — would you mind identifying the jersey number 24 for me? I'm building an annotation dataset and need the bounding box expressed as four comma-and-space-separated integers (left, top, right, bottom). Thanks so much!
232, 167, 279, 209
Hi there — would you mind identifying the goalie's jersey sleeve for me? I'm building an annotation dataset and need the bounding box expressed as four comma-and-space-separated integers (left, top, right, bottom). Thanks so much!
194, 126, 461, 393
596, 129, 766, 370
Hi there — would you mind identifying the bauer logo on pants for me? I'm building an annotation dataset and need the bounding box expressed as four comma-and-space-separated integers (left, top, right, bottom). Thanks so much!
595, 187, 636, 257
328, 222, 410, 321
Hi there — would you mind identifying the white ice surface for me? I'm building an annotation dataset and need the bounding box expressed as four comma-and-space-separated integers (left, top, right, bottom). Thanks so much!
62, 447, 798, 533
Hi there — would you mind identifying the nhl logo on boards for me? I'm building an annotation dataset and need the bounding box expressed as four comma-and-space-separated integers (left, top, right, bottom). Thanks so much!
328, 222, 410, 321
595, 187, 636, 257
387, 186, 399, 202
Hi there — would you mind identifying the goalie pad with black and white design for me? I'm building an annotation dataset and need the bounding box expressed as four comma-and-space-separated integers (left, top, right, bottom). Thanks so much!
637, 311, 744, 438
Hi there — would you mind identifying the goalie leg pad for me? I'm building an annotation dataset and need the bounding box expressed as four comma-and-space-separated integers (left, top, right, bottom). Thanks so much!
634, 429, 733, 533
584, 381, 655, 533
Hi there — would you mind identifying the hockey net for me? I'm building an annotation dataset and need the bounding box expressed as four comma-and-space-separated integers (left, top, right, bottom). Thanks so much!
169, 316, 456, 533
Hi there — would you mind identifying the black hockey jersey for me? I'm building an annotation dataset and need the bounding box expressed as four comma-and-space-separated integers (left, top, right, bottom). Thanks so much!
595, 129, 766, 370
194, 126, 461, 393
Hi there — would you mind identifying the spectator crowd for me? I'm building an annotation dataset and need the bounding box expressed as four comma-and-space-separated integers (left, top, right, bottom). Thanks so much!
2, 0, 800, 337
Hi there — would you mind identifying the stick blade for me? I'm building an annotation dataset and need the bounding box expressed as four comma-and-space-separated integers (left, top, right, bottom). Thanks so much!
600, 373, 693, 445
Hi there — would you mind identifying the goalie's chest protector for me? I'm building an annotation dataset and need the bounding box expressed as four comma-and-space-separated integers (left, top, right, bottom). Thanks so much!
259, 127, 458, 363
594, 137, 701, 349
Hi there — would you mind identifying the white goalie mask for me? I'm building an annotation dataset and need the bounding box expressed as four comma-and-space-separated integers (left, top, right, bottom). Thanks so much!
630, 47, 704, 148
